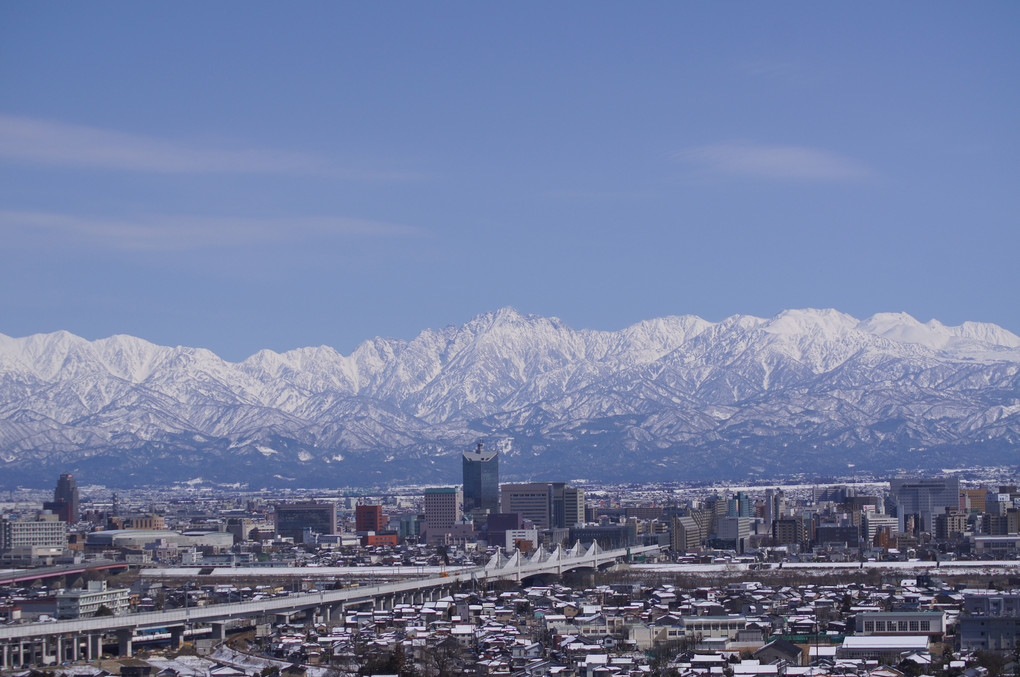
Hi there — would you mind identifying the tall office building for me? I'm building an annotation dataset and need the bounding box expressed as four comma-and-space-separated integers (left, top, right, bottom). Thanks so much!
558, 484, 585, 527
764, 488, 784, 530
501, 483, 555, 529
274, 502, 336, 541
424, 488, 462, 531
962, 488, 987, 513
463, 442, 499, 516
52, 474, 79, 524
717, 517, 751, 553
890, 477, 961, 534
671, 515, 702, 554
727, 491, 752, 518
355, 504, 385, 532
500, 482, 585, 530
773, 516, 810, 548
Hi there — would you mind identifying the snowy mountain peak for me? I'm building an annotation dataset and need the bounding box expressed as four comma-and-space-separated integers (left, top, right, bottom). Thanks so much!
764, 308, 859, 338
1, 308, 1018, 487
859, 312, 1020, 352
466, 306, 567, 334
957, 321, 1020, 348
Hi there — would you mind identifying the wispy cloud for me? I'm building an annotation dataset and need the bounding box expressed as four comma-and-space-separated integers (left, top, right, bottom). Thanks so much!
677, 142, 871, 181
0, 211, 427, 252
0, 114, 414, 179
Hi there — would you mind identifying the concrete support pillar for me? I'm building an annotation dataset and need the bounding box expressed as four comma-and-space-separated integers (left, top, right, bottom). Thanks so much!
87, 633, 102, 661
209, 623, 226, 641
116, 629, 133, 658
53, 635, 63, 665
320, 605, 331, 625
169, 626, 185, 649
2, 643, 9, 670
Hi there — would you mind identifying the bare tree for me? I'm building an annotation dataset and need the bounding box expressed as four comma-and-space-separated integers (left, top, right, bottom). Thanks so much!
422, 637, 463, 677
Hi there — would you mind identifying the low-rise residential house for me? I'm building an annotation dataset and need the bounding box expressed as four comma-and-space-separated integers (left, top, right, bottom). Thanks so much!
754, 638, 803, 665
836, 635, 930, 663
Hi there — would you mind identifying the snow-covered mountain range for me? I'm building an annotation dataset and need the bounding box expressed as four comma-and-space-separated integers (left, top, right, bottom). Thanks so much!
1, 308, 1018, 487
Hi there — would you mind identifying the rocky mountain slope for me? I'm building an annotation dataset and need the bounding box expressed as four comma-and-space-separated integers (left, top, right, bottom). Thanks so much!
1, 308, 1018, 487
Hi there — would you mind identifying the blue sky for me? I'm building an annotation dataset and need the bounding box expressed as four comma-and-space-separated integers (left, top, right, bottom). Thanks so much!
1, 3, 1017, 360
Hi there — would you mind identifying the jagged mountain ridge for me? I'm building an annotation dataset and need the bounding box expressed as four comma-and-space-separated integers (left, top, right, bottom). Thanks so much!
0, 307, 1018, 487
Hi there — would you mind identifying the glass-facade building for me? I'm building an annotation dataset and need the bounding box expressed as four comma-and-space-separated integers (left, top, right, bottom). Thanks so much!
274, 501, 337, 541
462, 442, 499, 515
54, 473, 79, 523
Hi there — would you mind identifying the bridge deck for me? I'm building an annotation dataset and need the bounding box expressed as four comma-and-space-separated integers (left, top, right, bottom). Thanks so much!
0, 545, 662, 641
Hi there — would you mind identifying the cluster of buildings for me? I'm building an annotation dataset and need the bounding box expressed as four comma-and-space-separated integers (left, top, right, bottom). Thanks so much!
273, 443, 601, 552
2, 465, 1020, 583
88, 576, 1017, 677
0, 460, 1018, 674
267, 457, 1020, 563
2, 465, 1020, 580
669, 477, 1020, 561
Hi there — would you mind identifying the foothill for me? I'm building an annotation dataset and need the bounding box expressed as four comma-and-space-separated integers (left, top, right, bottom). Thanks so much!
0, 449, 1018, 677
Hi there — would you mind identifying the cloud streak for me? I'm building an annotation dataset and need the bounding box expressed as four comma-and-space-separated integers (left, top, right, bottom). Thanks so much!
0, 114, 415, 179
0, 211, 427, 252
678, 142, 871, 181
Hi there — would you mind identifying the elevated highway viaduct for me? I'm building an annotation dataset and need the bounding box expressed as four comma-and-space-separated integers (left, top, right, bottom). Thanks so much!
0, 543, 662, 667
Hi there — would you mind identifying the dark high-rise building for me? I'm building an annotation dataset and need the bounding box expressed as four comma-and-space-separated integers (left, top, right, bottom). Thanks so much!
462, 442, 499, 516
51, 474, 79, 524
274, 502, 336, 542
